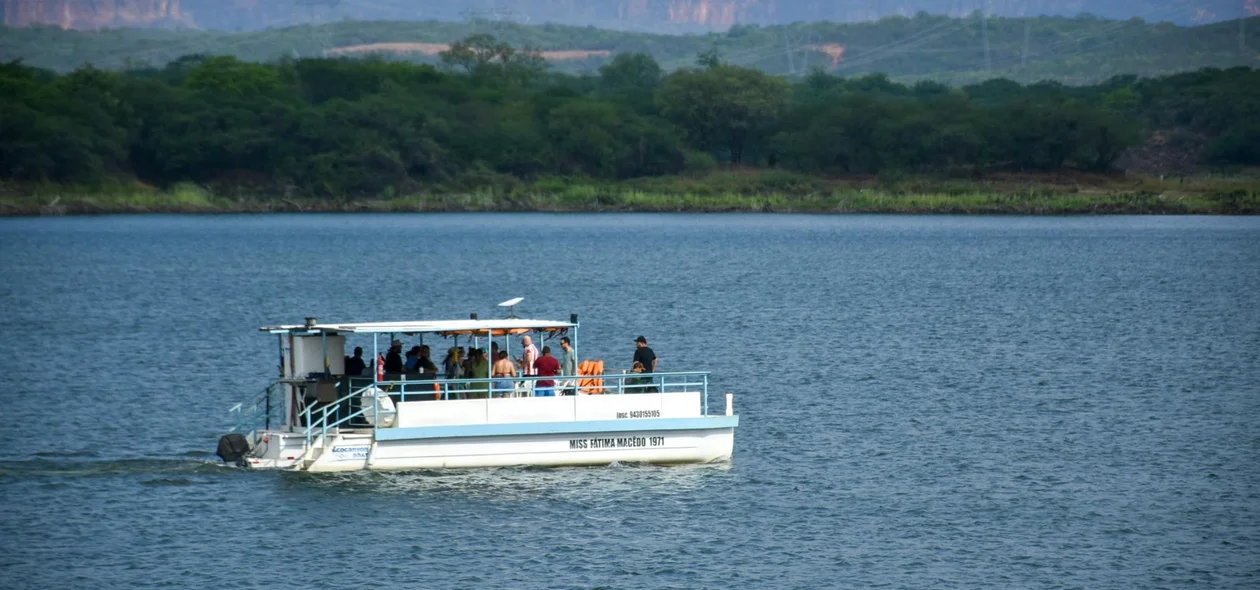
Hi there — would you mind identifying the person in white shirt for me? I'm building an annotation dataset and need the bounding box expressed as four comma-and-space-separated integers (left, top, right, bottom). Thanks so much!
519, 335, 539, 376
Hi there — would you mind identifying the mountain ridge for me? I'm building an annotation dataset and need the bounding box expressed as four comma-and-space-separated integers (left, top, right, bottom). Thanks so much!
4, 13, 1255, 85
3, 0, 1254, 31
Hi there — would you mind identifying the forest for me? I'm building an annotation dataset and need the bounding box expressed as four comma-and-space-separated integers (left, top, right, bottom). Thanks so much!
1, 34, 1259, 212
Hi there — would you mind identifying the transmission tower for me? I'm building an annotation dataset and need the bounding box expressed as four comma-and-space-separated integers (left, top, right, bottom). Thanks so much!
1021, 19, 1030, 74
980, 1, 991, 74
462, 6, 531, 36
294, 0, 341, 57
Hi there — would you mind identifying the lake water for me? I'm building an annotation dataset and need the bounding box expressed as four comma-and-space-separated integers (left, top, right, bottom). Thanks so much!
0, 214, 1257, 589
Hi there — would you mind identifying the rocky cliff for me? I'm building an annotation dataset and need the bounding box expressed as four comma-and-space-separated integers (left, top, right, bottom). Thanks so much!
2, 0, 1248, 30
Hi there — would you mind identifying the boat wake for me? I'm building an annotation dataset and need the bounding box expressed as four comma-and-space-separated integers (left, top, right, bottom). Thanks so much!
0, 454, 236, 479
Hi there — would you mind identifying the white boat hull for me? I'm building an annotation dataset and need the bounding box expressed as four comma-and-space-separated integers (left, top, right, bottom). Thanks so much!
238, 391, 738, 472
243, 424, 734, 472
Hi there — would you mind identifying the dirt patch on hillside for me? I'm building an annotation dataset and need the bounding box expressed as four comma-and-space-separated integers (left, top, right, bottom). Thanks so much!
808, 43, 846, 68
327, 43, 450, 56
537, 49, 613, 60
327, 43, 611, 60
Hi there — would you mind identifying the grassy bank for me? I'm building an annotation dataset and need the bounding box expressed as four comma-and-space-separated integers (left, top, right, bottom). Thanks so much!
3, 170, 1258, 216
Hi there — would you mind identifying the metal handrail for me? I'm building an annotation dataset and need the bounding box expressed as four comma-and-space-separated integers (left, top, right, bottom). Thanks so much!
303, 383, 385, 448
359, 370, 709, 402
229, 382, 280, 437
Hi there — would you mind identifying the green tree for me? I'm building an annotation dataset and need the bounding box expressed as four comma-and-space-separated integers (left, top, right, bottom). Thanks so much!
183, 56, 289, 100
596, 53, 663, 109
656, 65, 791, 164
545, 99, 684, 178
439, 34, 547, 86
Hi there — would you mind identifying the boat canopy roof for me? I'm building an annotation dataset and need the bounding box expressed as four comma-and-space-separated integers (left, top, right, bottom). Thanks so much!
261, 318, 576, 337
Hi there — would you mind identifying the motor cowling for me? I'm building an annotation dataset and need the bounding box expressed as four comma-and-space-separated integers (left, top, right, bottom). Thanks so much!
216, 433, 251, 465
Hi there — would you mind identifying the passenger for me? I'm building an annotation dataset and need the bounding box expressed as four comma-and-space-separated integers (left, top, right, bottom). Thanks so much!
404, 345, 422, 373
443, 347, 465, 381
466, 349, 490, 398
632, 336, 658, 393
632, 335, 658, 373
384, 340, 404, 375
627, 361, 647, 392
492, 351, 516, 398
345, 346, 366, 376
417, 345, 439, 379
627, 361, 658, 393
443, 347, 465, 399
533, 346, 561, 397
520, 335, 539, 376
559, 336, 577, 395
491, 342, 500, 366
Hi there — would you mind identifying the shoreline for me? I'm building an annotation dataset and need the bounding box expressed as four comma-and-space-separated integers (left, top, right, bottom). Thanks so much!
6, 200, 1258, 216
4, 172, 1258, 216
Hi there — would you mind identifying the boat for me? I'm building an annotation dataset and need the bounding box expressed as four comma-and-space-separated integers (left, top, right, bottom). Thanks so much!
216, 312, 738, 471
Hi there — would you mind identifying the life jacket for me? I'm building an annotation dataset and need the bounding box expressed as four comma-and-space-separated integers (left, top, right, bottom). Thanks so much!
577, 359, 605, 394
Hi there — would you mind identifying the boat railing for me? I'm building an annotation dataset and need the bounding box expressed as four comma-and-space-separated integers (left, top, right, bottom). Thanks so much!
271, 371, 709, 449
303, 382, 385, 449
228, 382, 282, 444
348, 370, 708, 406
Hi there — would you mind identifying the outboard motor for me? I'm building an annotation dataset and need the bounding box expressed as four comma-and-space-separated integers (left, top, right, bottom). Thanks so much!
216, 433, 251, 466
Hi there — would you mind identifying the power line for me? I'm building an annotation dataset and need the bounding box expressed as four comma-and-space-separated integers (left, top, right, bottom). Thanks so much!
1021, 20, 1030, 73
832, 19, 968, 73
973, 5, 1185, 78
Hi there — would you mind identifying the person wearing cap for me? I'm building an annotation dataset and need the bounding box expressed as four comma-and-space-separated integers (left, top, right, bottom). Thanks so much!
632, 336, 657, 374
384, 340, 404, 375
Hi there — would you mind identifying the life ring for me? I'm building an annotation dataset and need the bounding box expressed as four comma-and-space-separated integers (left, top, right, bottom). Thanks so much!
360, 386, 396, 427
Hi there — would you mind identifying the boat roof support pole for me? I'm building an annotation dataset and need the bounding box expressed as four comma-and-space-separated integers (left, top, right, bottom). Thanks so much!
572, 315, 579, 379
372, 333, 379, 385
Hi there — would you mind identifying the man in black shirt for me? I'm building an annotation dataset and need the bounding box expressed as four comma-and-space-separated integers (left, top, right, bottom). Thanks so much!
345, 346, 367, 376
633, 336, 657, 374
384, 340, 404, 374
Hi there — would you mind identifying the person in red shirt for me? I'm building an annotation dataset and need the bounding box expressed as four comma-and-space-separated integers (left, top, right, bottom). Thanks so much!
533, 346, 561, 397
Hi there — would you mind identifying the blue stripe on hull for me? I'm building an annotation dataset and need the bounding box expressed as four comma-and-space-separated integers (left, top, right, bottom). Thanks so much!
374, 415, 739, 441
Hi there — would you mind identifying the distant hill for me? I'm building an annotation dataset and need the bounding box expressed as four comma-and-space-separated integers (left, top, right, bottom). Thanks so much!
3, 14, 1256, 84
1, 0, 1253, 32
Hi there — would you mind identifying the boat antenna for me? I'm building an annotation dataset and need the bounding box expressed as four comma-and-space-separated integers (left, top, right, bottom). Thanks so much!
497, 297, 524, 319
